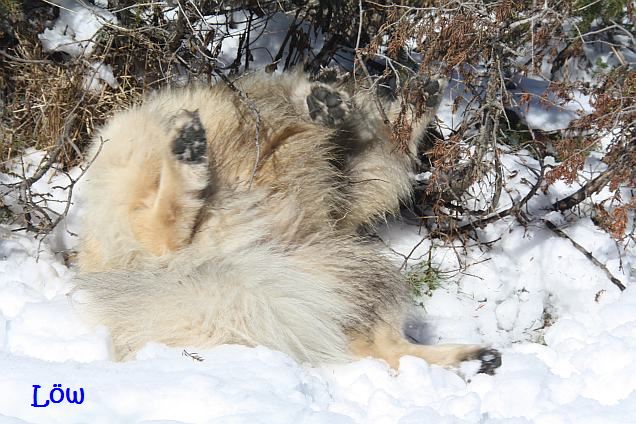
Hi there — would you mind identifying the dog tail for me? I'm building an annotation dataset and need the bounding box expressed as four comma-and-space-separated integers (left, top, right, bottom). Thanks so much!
72, 246, 356, 364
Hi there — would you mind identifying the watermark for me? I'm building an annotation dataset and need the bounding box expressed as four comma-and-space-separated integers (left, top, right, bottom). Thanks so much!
31, 384, 85, 407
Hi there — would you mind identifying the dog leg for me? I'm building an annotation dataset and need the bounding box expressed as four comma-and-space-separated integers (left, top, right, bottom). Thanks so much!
306, 84, 352, 128
129, 110, 210, 256
303, 76, 449, 231
350, 323, 501, 375
397, 75, 447, 145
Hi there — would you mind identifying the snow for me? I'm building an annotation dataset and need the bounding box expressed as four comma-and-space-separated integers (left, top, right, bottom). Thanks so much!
38, 1, 118, 92
3, 2, 635, 423
198, 10, 324, 74
38, 0, 116, 58
84, 62, 119, 91
2, 128, 635, 424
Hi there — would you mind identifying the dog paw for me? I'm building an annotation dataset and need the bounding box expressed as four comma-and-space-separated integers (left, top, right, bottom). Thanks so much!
306, 85, 351, 127
171, 110, 207, 164
474, 348, 502, 375
406, 76, 447, 110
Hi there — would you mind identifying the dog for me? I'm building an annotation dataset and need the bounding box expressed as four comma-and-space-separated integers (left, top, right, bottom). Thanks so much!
73, 70, 501, 374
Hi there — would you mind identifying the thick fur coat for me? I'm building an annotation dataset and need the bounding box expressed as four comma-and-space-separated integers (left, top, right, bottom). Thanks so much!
74, 71, 501, 373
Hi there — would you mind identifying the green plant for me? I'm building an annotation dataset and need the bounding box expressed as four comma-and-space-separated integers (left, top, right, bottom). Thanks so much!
406, 262, 443, 298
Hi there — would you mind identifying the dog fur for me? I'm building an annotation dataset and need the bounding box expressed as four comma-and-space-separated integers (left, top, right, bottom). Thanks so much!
73, 71, 501, 373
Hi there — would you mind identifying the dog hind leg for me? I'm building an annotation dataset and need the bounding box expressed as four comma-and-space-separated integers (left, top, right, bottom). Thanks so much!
303, 77, 448, 230
350, 322, 502, 375
129, 110, 211, 256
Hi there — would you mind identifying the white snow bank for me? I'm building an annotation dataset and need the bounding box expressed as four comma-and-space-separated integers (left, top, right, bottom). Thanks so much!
38, 0, 116, 58
1, 103, 634, 422
1, 164, 635, 423
198, 10, 324, 74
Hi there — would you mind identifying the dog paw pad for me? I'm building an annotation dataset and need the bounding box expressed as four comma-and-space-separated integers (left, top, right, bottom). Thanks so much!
307, 85, 350, 127
172, 110, 207, 164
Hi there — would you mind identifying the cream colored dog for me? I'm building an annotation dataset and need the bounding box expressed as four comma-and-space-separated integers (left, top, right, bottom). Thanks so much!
74, 71, 501, 373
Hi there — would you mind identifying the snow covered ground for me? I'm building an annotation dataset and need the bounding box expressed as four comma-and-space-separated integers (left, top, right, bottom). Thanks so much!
1, 121, 634, 424
1, 153, 635, 423
1, 2, 635, 423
